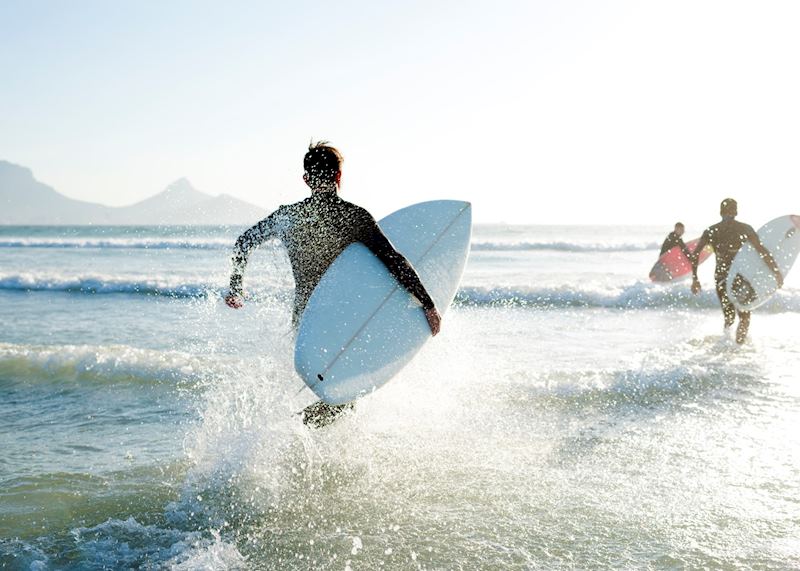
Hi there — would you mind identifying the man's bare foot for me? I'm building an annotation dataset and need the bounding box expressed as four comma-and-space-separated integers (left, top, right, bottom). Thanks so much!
302, 400, 354, 428
225, 294, 243, 308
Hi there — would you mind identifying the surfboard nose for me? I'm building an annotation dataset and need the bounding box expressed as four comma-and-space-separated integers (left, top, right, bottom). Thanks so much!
791, 214, 800, 229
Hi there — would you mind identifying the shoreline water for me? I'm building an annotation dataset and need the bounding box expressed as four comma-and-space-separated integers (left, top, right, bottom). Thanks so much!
1, 225, 799, 569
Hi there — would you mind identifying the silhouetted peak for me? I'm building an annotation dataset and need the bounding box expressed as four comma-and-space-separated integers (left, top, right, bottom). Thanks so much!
0, 160, 36, 185
127, 178, 210, 210
164, 177, 194, 192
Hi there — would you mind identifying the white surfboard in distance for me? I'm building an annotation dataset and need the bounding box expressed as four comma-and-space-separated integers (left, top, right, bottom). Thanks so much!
294, 200, 472, 405
726, 214, 800, 311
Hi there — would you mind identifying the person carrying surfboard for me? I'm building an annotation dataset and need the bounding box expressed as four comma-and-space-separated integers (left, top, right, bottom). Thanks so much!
659, 222, 691, 258
224, 141, 442, 425
690, 198, 783, 344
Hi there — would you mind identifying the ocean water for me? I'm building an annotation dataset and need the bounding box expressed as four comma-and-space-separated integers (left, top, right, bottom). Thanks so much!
1, 223, 799, 570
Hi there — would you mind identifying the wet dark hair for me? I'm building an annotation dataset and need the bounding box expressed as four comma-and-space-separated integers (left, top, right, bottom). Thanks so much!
674, 222, 685, 229
720, 198, 738, 217
304, 141, 343, 187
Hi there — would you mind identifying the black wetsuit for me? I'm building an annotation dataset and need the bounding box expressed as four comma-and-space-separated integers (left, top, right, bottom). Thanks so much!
691, 217, 767, 327
230, 191, 435, 325
660, 231, 691, 257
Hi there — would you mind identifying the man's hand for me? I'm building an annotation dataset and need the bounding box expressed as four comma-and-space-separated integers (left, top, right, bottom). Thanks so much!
424, 307, 441, 336
225, 293, 244, 309
691, 278, 701, 295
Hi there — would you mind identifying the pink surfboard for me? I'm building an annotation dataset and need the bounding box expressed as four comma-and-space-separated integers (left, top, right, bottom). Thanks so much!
649, 238, 712, 282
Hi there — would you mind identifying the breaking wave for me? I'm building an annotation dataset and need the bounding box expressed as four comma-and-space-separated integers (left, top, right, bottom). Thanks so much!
0, 237, 660, 253
454, 284, 800, 312
0, 342, 219, 386
3, 272, 799, 313
470, 241, 660, 252
0, 237, 233, 250
0, 273, 216, 297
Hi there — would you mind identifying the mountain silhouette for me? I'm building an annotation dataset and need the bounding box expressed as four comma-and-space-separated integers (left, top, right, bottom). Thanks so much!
0, 161, 266, 225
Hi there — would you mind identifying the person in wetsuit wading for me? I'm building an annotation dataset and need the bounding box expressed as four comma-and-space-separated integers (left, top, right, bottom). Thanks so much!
224, 141, 441, 426
690, 198, 783, 344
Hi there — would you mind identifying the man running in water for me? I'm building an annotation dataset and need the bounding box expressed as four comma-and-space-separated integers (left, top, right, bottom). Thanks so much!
660, 222, 691, 258
225, 141, 441, 426
690, 198, 783, 344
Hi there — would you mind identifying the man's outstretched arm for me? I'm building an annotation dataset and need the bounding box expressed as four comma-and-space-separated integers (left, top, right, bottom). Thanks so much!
360, 217, 441, 336
747, 227, 784, 288
225, 215, 276, 308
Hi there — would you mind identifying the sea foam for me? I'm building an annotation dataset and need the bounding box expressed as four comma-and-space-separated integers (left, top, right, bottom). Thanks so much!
2, 271, 799, 313
0, 342, 218, 386
0, 237, 232, 250
454, 283, 800, 312
0, 273, 216, 297
0, 236, 660, 253
471, 240, 660, 252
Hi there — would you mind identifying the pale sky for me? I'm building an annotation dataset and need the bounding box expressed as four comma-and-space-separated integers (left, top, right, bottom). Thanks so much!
2, 0, 799, 226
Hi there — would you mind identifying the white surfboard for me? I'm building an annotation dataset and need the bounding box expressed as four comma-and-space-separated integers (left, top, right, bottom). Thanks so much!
726, 215, 800, 311
294, 200, 472, 405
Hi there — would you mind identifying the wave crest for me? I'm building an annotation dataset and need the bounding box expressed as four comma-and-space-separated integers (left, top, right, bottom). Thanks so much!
454, 284, 800, 312
0, 237, 232, 250
0, 273, 216, 297
471, 241, 659, 252
2, 272, 798, 313
0, 342, 214, 386
0, 237, 660, 253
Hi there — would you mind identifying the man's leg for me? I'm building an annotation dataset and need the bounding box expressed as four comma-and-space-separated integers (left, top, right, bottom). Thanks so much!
715, 278, 736, 329
735, 310, 751, 344
302, 400, 355, 428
